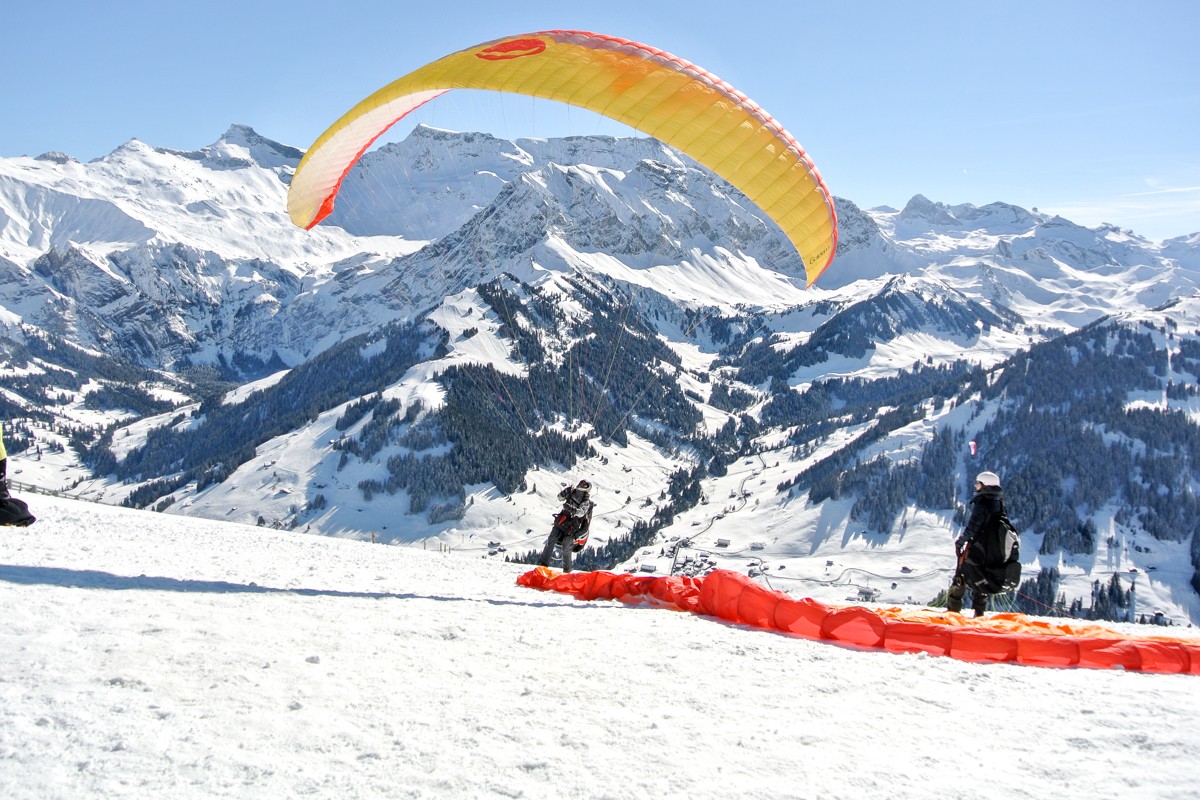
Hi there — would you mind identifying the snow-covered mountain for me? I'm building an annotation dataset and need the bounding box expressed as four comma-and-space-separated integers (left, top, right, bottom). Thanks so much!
4, 124, 1196, 369
3, 124, 1200, 625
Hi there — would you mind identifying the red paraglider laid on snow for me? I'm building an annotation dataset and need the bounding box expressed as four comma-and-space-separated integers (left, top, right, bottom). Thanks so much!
517, 567, 1200, 674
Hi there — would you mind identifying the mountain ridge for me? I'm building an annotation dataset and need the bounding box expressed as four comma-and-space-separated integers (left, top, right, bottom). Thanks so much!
2, 125, 1199, 624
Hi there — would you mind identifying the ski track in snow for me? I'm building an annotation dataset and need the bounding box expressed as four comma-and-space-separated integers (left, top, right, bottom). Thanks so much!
1, 494, 1198, 799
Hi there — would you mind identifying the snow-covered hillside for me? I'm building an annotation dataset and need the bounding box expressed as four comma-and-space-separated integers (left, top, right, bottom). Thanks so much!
3, 125, 1197, 371
2, 494, 1198, 800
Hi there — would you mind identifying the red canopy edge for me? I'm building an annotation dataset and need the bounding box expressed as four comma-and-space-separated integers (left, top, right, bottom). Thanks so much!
517, 567, 1200, 674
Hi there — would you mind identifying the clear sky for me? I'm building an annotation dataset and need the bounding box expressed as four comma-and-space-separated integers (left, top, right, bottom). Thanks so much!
4, 0, 1198, 241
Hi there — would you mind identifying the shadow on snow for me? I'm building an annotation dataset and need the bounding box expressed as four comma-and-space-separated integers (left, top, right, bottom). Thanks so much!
0, 563, 577, 610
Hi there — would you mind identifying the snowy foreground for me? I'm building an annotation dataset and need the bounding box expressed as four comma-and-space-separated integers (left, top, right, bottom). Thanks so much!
2, 495, 1198, 800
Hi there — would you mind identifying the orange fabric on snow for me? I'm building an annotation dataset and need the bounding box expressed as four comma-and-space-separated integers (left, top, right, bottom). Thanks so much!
517, 567, 1200, 674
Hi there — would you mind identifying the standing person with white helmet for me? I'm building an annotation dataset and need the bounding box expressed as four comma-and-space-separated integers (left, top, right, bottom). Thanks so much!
946, 471, 1018, 617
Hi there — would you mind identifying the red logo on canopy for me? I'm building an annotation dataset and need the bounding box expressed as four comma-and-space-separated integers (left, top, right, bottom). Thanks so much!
476, 38, 547, 60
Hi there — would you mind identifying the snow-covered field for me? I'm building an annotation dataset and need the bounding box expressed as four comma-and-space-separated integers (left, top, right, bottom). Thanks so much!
2, 493, 1198, 800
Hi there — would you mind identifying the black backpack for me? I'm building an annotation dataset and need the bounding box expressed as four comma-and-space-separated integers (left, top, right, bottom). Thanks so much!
964, 503, 1021, 594
994, 511, 1022, 591
0, 496, 36, 527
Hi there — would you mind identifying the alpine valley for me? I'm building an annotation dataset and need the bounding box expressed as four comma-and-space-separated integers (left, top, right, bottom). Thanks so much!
2, 124, 1199, 625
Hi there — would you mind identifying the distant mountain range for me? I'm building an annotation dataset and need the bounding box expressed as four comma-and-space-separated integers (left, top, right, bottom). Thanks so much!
2, 124, 1198, 625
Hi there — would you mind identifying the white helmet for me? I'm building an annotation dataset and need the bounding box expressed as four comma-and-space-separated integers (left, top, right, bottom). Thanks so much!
976, 471, 1001, 488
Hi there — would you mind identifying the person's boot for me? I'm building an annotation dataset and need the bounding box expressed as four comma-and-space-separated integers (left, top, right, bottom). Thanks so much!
536, 534, 557, 568
973, 595, 988, 618
946, 582, 964, 613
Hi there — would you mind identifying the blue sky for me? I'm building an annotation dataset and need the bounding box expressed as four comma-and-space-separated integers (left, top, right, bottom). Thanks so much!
5, 1, 1197, 241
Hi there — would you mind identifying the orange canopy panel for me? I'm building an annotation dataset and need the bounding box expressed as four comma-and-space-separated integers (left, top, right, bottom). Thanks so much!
517, 567, 1200, 674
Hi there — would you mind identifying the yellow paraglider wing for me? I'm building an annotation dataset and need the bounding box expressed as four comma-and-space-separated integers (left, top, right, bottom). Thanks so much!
287, 30, 838, 285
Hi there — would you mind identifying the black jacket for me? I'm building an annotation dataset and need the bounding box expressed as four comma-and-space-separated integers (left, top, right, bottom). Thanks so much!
958, 487, 1003, 552
557, 486, 594, 528
957, 487, 1010, 591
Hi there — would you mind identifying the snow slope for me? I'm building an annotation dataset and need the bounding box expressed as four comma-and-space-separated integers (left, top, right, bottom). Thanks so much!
2, 494, 1198, 799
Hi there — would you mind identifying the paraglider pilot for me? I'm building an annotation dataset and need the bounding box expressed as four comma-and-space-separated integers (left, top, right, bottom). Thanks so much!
947, 471, 1008, 617
0, 424, 36, 527
0, 428, 7, 502
536, 479, 594, 573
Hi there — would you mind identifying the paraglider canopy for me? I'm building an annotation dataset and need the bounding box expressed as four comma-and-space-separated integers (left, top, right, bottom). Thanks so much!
287, 30, 839, 286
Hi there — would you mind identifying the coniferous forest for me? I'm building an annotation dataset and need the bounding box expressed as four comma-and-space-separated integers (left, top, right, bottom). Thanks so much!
42, 267, 1199, 624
